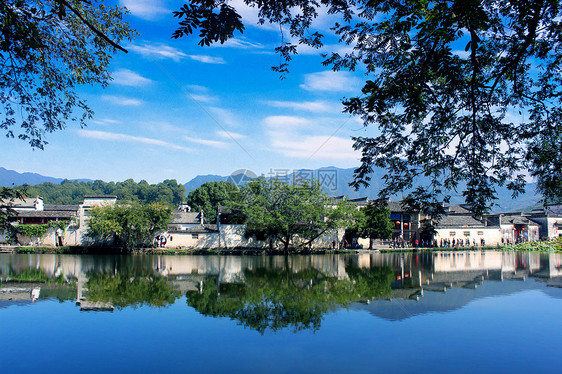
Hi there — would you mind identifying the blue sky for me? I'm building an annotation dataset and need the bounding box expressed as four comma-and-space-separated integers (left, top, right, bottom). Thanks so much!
1, 0, 383, 184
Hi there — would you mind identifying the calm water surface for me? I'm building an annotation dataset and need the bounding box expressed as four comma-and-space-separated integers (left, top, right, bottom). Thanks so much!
1, 251, 561, 373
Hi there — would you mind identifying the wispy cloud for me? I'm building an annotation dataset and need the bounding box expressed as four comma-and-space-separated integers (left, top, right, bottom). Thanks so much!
184, 136, 227, 148
263, 115, 359, 160
90, 118, 121, 126
211, 37, 264, 49
101, 95, 143, 106
300, 71, 362, 92
263, 116, 314, 130
272, 135, 358, 160
119, 0, 169, 20
452, 50, 470, 59
209, 107, 240, 127
264, 100, 340, 113
184, 85, 217, 102
228, 0, 279, 31
186, 84, 209, 93
190, 94, 218, 103
112, 69, 153, 87
216, 130, 246, 140
128, 42, 187, 62
78, 130, 191, 152
187, 55, 226, 64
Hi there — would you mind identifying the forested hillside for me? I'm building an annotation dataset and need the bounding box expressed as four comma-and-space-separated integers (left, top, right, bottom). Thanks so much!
18, 179, 186, 206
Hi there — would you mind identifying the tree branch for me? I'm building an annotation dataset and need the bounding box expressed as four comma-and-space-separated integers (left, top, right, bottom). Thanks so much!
56, 0, 128, 53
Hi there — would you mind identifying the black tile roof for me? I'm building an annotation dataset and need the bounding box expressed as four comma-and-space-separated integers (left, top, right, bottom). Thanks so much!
44, 205, 80, 212
169, 224, 218, 233
436, 215, 488, 228
14, 210, 76, 219
500, 215, 539, 226
171, 212, 203, 224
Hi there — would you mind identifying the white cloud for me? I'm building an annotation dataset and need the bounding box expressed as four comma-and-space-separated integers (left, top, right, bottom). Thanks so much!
263, 115, 314, 130
216, 130, 246, 140
120, 0, 169, 20
190, 94, 218, 103
300, 71, 362, 92
186, 85, 209, 93
264, 100, 341, 113
209, 107, 240, 127
211, 37, 264, 49
112, 69, 153, 87
228, 0, 279, 31
272, 134, 358, 160
453, 50, 470, 59
101, 95, 143, 106
184, 136, 227, 148
263, 115, 359, 160
77, 130, 191, 152
187, 55, 226, 64
128, 42, 187, 62
90, 118, 121, 126
292, 38, 354, 56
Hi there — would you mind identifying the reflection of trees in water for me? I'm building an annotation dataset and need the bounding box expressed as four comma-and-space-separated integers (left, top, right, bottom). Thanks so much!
5, 267, 70, 286
186, 266, 394, 334
86, 271, 180, 309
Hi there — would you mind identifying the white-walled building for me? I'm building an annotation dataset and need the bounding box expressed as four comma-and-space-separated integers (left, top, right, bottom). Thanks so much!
0, 195, 117, 246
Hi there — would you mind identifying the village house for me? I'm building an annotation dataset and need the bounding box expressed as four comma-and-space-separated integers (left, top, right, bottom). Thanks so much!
2, 194, 559, 250
344, 198, 557, 247
0, 195, 117, 246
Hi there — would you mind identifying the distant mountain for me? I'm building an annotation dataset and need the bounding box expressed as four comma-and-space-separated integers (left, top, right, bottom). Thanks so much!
183, 174, 226, 194
1, 166, 541, 213
183, 166, 542, 213
0, 167, 91, 187
0, 167, 65, 186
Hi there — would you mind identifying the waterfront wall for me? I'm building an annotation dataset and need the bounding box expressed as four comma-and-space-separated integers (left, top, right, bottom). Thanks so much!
159, 225, 344, 250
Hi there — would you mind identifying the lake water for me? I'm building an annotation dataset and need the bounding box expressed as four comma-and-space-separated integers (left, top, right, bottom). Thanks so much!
1, 250, 561, 373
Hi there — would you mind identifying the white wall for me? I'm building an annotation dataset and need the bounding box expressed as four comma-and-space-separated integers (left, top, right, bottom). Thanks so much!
434, 227, 502, 246
161, 231, 220, 249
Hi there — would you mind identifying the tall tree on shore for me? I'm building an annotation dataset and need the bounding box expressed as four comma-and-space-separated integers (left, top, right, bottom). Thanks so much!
173, 0, 562, 213
1, 0, 134, 148
354, 204, 393, 249
239, 178, 356, 251
186, 181, 240, 221
0, 0, 134, 234
87, 202, 172, 251
0, 187, 26, 242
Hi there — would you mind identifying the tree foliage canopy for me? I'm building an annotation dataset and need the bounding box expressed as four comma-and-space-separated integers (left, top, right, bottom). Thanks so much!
353, 204, 393, 248
87, 202, 172, 251
186, 181, 240, 221
238, 177, 357, 250
175, 0, 562, 214
19, 178, 186, 206
0, 186, 25, 241
0, 0, 134, 148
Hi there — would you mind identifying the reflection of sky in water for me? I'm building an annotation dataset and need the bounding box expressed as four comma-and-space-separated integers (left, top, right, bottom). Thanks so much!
1, 252, 561, 373
352, 278, 559, 320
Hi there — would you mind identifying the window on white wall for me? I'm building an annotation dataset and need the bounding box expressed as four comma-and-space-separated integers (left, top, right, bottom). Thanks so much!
192, 234, 199, 239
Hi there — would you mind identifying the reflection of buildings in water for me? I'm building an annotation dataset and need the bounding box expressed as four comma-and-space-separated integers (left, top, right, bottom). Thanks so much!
1, 251, 561, 312
353, 251, 562, 321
